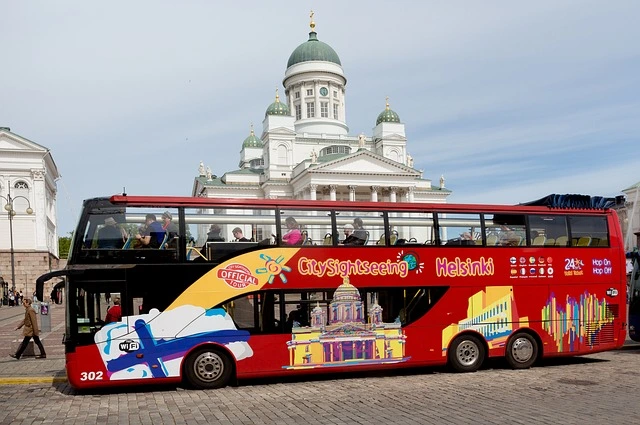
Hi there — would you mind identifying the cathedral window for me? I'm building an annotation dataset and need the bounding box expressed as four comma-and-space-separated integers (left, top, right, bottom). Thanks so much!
321, 145, 350, 156
333, 104, 339, 120
295, 91, 300, 99
306, 89, 313, 96
333, 90, 338, 98
306, 102, 315, 118
320, 102, 328, 118
295, 104, 302, 120
14, 181, 29, 189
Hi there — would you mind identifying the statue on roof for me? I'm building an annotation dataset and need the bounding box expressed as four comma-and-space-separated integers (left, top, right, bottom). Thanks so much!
310, 149, 318, 164
407, 155, 414, 168
198, 161, 205, 176
206, 167, 213, 181
440, 175, 445, 189
358, 133, 366, 149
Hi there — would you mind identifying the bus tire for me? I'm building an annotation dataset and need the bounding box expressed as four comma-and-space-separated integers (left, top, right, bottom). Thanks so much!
184, 347, 233, 389
506, 332, 538, 369
448, 334, 485, 372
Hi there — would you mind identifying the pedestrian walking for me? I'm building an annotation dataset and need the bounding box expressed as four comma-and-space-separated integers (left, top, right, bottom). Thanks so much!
10, 298, 46, 360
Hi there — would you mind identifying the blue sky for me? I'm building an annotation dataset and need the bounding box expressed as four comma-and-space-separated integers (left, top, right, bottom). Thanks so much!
2, 1, 639, 234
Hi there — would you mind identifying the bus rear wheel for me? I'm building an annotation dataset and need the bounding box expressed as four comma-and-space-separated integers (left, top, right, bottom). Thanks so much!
184, 347, 233, 389
448, 334, 485, 372
506, 332, 538, 369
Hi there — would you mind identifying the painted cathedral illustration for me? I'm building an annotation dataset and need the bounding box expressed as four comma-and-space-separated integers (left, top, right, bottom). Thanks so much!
284, 276, 409, 370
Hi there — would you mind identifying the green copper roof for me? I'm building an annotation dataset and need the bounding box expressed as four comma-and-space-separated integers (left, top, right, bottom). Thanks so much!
287, 32, 342, 68
265, 94, 291, 117
376, 101, 401, 125
242, 129, 262, 148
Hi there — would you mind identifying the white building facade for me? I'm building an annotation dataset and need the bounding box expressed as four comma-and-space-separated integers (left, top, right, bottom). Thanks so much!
193, 18, 450, 222
0, 127, 61, 296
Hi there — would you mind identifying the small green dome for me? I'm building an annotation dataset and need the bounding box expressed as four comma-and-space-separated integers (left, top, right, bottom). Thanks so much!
265, 92, 291, 117
242, 128, 262, 148
287, 31, 342, 68
376, 100, 401, 125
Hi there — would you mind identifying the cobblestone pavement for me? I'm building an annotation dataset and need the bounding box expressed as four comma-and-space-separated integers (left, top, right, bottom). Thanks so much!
1, 302, 639, 424
0, 349, 639, 424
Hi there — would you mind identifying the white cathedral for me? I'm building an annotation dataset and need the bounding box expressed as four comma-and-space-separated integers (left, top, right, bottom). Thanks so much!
192, 15, 450, 206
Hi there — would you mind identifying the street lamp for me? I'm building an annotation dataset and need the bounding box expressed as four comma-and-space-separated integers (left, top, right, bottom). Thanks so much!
0, 182, 33, 296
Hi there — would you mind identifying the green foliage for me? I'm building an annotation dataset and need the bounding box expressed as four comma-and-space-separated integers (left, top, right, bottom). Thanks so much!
58, 233, 72, 259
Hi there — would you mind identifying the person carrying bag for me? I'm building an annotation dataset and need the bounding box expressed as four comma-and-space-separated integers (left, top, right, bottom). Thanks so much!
10, 298, 46, 360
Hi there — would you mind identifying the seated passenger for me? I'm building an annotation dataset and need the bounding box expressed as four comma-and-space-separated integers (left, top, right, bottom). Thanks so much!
341, 224, 354, 244
460, 232, 475, 246
135, 214, 165, 248
97, 217, 128, 249
161, 211, 179, 249
105, 297, 122, 323
232, 227, 250, 242
206, 224, 225, 242
343, 217, 367, 245
281, 217, 302, 245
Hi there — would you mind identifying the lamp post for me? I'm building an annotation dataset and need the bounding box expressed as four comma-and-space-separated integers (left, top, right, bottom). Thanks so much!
0, 182, 33, 295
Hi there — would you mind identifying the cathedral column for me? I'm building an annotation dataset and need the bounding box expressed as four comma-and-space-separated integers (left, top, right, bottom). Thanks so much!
408, 186, 415, 203
370, 186, 379, 203
389, 186, 398, 203
31, 169, 47, 251
309, 184, 318, 201
348, 185, 356, 202
329, 185, 337, 201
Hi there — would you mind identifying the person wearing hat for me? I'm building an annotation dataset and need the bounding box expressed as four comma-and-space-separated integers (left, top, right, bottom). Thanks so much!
206, 224, 225, 242
232, 227, 250, 242
343, 218, 367, 245
97, 217, 128, 248
341, 223, 354, 244
161, 211, 179, 249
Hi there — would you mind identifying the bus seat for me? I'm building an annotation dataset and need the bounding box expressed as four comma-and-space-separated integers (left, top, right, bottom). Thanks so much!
390, 231, 398, 245
364, 231, 370, 245
122, 236, 133, 250
577, 236, 591, 247
323, 233, 333, 245
532, 235, 546, 246
159, 233, 169, 249
555, 236, 568, 246
486, 234, 499, 246
544, 238, 555, 246
589, 237, 600, 246
376, 234, 386, 245
599, 238, 608, 246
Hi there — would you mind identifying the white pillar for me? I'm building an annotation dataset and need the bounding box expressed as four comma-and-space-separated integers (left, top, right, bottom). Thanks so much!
370, 186, 379, 203
408, 186, 415, 203
348, 185, 356, 202
329, 185, 337, 201
389, 186, 397, 203
309, 184, 317, 201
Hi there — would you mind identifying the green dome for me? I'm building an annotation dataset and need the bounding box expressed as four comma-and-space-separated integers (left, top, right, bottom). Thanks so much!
287, 31, 342, 68
376, 101, 401, 125
242, 129, 262, 148
265, 93, 291, 117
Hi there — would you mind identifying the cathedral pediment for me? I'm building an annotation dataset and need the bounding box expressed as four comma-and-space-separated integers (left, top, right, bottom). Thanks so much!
0, 129, 48, 152
309, 150, 419, 175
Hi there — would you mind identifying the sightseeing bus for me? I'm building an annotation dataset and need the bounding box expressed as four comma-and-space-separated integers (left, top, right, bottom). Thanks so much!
36, 194, 627, 390
627, 251, 640, 342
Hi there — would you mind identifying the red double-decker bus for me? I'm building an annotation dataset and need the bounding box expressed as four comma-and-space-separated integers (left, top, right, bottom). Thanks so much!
37, 194, 626, 389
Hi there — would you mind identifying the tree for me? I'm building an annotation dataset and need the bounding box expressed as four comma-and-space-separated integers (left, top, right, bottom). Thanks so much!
58, 233, 72, 259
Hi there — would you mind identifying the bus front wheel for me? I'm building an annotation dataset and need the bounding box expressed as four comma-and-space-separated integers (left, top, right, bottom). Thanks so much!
506, 332, 538, 369
184, 347, 233, 389
448, 334, 485, 372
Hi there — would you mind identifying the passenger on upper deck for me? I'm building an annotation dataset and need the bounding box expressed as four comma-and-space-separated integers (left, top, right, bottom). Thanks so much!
97, 217, 128, 249
343, 217, 367, 245
135, 214, 165, 248
232, 227, 250, 242
206, 224, 225, 242
341, 223, 354, 244
161, 211, 179, 248
280, 217, 302, 245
